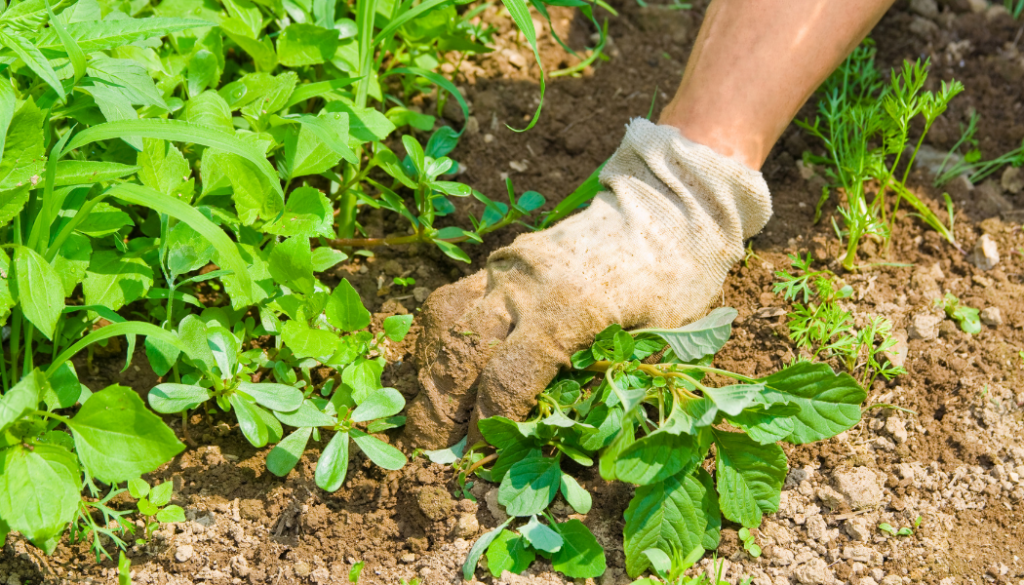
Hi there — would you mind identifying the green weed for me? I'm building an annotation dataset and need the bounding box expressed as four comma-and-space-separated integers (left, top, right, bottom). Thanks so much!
937, 293, 980, 335
461, 308, 867, 580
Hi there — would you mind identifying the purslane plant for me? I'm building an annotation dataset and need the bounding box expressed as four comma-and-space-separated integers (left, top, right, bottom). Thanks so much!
461, 308, 866, 580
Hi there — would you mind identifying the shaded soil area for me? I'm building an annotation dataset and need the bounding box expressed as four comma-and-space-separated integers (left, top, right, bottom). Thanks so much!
4, 0, 1024, 584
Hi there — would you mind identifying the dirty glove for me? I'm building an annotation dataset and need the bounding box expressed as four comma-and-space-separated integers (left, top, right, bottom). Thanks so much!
403, 118, 772, 449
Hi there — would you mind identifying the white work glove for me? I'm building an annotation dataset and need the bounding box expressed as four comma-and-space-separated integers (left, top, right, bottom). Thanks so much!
403, 118, 772, 449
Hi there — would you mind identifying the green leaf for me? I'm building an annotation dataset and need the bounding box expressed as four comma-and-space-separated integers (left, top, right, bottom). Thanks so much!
187, 49, 220, 97
54, 161, 140, 187
0, 369, 44, 434
726, 404, 798, 445
311, 247, 348, 272
325, 102, 394, 142
267, 427, 312, 477
463, 518, 513, 580
643, 549, 672, 577
88, 56, 167, 108
237, 382, 304, 412
67, 385, 186, 483
632, 307, 737, 362
138, 139, 192, 201
127, 478, 150, 499
157, 505, 186, 523
137, 497, 158, 516
0, 98, 44, 194
614, 430, 701, 486
326, 279, 371, 332
166, 222, 214, 279
661, 396, 717, 436
64, 120, 282, 202
315, 430, 350, 492
498, 455, 561, 517
44, 0, 86, 82
183, 90, 234, 131
550, 519, 606, 578
423, 435, 467, 465
693, 467, 722, 550
148, 384, 211, 413
274, 400, 336, 427
486, 529, 535, 577
277, 23, 339, 67
36, 17, 213, 52
351, 388, 405, 422
282, 320, 339, 361
149, 481, 174, 507
264, 186, 334, 238
0, 73, 16, 163
82, 251, 153, 312
520, 515, 562, 553
383, 314, 413, 342
221, 20, 278, 71
281, 112, 358, 164
278, 122, 342, 179
702, 384, 763, 417
623, 471, 710, 577
229, 393, 270, 448
0, 29, 64, 99
760, 361, 865, 444
0, 444, 81, 549
351, 429, 406, 470
433, 240, 471, 263
285, 76, 361, 108
268, 236, 315, 296
559, 474, 592, 514
13, 246, 64, 339
713, 429, 787, 528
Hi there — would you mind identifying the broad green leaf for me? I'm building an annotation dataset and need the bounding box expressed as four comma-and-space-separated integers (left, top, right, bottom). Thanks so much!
713, 429, 787, 528
201, 151, 279, 225
183, 90, 233, 131
127, 478, 150, 499
315, 430, 349, 492
221, 19, 278, 71
760, 361, 865, 444
351, 429, 406, 470
282, 112, 357, 163
35, 18, 213, 52
311, 247, 348, 272
255, 404, 284, 444
88, 56, 167, 108
51, 233, 90, 297
157, 505, 186, 523
463, 518, 513, 580
87, 83, 143, 149
693, 467, 722, 550
207, 326, 239, 379
382, 314, 413, 342
83, 251, 153, 311
223, 0, 263, 37
599, 418, 635, 482
267, 427, 312, 477
45, 362, 83, 410
149, 481, 173, 507
148, 384, 211, 413
434, 240, 470, 263
632, 307, 737, 362
486, 529, 535, 578
166, 222, 215, 278
44, 0, 86, 82
351, 388, 405, 422
0, 186, 30, 231
660, 396, 717, 436
423, 435, 467, 465
702, 384, 763, 416
75, 201, 134, 237
325, 102, 394, 142
726, 404, 798, 445
0, 30, 63, 98
560, 474, 592, 514
520, 515, 562, 553
177, 315, 216, 373
54, 161, 140, 187
274, 400, 335, 427
0, 369, 44, 433
326, 279, 371, 332
268, 236, 314, 296
614, 430, 701, 486
264, 186, 333, 238
281, 320, 339, 360
278, 122, 342, 179
284, 76, 360, 108
498, 455, 561, 517
138, 139, 192, 201
277, 23, 339, 66
643, 549, 672, 577
13, 246, 63, 339
0, 444, 80, 549
237, 382, 304, 412
68, 385, 186, 483
64, 119, 283, 202
550, 519, 606, 578
0, 99, 44, 195
229, 393, 270, 448
623, 471, 710, 577
0, 75, 15, 162
187, 49, 220, 97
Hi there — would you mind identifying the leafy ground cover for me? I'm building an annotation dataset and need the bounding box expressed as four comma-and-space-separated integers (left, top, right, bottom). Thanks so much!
2, 0, 1024, 584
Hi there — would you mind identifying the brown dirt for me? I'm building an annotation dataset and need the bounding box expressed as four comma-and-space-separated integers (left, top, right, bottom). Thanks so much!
4, 1, 1024, 584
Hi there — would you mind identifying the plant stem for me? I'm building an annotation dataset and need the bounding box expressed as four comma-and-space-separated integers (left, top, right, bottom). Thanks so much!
465, 453, 497, 476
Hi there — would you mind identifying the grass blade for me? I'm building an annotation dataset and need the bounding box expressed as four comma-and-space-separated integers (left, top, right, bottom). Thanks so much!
45, 0, 86, 82
0, 29, 65, 99
500, 0, 546, 131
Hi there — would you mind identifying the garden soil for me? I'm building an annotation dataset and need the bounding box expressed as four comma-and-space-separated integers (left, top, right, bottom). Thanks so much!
4, 1, 1024, 584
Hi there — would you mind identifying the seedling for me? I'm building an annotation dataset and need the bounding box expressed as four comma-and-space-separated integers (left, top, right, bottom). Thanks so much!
127, 479, 186, 542
392, 277, 416, 288
737, 527, 761, 557
774, 254, 905, 386
937, 293, 980, 335
878, 515, 920, 537
462, 308, 866, 579
349, 561, 365, 583
118, 552, 132, 585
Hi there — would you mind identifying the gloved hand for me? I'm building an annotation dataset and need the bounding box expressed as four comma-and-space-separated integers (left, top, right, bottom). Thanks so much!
403, 118, 772, 449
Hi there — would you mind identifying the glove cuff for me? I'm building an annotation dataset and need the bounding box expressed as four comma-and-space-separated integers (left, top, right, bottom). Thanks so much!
599, 117, 773, 241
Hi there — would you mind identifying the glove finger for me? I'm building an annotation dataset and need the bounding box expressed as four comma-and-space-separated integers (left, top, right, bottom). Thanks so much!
467, 326, 570, 445
404, 272, 513, 449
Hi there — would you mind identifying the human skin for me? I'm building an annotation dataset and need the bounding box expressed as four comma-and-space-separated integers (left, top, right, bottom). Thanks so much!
659, 0, 896, 170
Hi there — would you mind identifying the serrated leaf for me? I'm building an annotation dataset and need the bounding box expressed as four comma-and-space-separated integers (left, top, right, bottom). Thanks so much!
632, 307, 737, 361
623, 471, 710, 577
713, 429, 787, 528
614, 430, 701, 486
759, 361, 865, 444
264, 186, 333, 238
68, 385, 185, 483
276, 23, 339, 67
12, 246, 63, 340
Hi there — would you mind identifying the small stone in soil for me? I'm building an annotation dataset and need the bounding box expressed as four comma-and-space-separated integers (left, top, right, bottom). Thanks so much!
908, 313, 941, 340
294, 560, 311, 578
980, 306, 1003, 326
833, 468, 884, 509
970, 234, 1000, 270
175, 544, 194, 562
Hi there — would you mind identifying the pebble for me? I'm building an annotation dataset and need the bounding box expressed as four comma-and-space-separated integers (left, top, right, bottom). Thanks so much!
294, 561, 311, 578
910, 0, 938, 18
970, 234, 1000, 270
834, 468, 884, 509
413, 286, 431, 303
793, 558, 832, 585
175, 544, 194, 562
452, 513, 480, 538
771, 547, 795, 566
980, 307, 1003, 326
884, 417, 908, 444
1002, 166, 1024, 193
967, 0, 987, 13
816, 486, 845, 510
805, 515, 827, 541
844, 517, 872, 541
907, 313, 941, 341
400, 553, 416, 564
